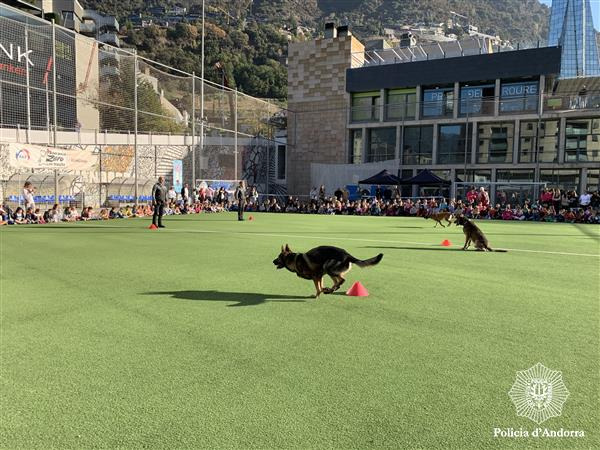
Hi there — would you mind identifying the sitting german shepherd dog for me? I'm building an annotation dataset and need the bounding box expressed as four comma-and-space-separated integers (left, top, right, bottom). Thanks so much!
454, 215, 507, 252
424, 211, 454, 227
273, 245, 383, 298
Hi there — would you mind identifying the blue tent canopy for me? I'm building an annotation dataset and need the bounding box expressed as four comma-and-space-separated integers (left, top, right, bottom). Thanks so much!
399, 169, 451, 186
358, 169, 401, 185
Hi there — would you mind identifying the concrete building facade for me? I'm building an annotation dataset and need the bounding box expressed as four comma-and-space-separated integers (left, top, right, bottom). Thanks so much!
287, 29, 600, 201
287, 25, 364, 196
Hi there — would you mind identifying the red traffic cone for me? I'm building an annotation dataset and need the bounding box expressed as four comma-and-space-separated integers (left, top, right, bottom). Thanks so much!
346, 281, 369, 297
441, 239, 452, 247
248, 215, 254, 221
148, 224, 158, 230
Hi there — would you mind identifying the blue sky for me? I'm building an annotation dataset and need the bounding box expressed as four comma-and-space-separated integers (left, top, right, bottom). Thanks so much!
538, 0, 600, 31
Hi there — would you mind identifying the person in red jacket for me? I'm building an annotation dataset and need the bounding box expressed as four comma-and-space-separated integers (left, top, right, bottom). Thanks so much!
466, 187, 478, 205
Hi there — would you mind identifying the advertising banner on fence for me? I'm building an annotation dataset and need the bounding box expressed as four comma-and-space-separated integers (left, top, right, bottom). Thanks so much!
173, 160, 183, 192
7, 143, 98, 170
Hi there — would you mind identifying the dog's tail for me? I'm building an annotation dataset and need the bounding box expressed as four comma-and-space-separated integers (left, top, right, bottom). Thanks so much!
351, 253, 384, 267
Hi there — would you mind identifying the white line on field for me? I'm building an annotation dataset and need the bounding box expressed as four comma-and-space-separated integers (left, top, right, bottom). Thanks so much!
166, 228, 600, 258
6, 223, 597, 258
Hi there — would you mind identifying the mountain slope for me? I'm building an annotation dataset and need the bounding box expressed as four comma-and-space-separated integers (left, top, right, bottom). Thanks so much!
253, 0, 550, 43
79, 0, 555, 99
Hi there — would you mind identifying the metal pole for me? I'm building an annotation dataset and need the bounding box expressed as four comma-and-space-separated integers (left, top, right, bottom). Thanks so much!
534, 105, 542, 201
200, 0, 205, 183
18, 173, 22, 207
24, 28, 31, 144
45, 84, 50, 143
52, 20, 59, 205
192, 71, 196, 186
99, 147, 102, 207
234, 90, 238, 179
134, 49, 139, 208
266, 137, 269, 197
461, 109, 470, 201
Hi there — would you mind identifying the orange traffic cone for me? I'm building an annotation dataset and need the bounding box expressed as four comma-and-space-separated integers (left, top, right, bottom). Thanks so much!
441, 239, 452, 247
346, 281, 369, 297
148, 224, 158, 230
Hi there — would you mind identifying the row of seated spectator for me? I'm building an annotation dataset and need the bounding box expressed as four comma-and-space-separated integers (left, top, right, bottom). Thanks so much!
0, 196, 233, 225
241, 193, 600, 224
3, 186, 599, 225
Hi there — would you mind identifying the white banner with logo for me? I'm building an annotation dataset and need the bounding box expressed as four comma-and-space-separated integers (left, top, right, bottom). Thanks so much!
7, 143, 98, 170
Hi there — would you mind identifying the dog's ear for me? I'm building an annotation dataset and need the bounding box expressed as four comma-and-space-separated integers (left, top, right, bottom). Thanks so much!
281, 244, 285, 253
285, 244, 291, 252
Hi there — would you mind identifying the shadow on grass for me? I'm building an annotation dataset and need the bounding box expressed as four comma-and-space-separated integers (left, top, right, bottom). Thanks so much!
573, 224, 600, 241
362, 245, 465, 252
143, 290, 310, 307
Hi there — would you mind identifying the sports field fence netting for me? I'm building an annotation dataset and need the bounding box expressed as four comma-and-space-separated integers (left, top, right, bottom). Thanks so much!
0, 3, 288, 208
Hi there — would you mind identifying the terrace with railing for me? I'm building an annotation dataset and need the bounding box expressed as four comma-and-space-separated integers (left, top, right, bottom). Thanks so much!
351, 36, 549, 68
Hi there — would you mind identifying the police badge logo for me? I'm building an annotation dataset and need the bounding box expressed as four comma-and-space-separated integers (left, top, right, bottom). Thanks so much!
508, 362, 569, 424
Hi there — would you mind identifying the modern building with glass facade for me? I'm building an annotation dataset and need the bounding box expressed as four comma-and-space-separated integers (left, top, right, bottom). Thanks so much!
286, 28, 600, 200
547, 0, 600, 77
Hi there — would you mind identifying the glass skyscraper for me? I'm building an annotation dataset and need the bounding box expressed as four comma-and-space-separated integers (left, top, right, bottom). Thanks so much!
548, 0, 600, 77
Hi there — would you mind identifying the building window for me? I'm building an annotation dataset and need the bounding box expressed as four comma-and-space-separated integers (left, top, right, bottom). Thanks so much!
367, 127, 396, 162
422, 87, 454, 118
586, 169, 600, 192
351, 91, 381, 122
459, 83, 495, 116
519, 120, 559, 163
350, 129, 363, 164
399, 169, 413, 196
477, 122, 514, 163
276, 145, 286, 180
565, 119, 600, 162
437, 124, 472, 164
455, 169, 492, 184
62, 11, 75, 21
402, 125, 433, 165
495, 169, 536, 205
539, 169, 580, 192
500, 81, 539, 113
386, 88, 416, 120
455, 169, 491, 201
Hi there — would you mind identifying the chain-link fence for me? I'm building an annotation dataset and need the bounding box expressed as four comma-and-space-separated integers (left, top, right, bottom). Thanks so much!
0, 3, 288, 208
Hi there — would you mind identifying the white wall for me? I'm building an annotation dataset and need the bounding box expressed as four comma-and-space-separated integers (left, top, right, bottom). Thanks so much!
311, 159, 400, 194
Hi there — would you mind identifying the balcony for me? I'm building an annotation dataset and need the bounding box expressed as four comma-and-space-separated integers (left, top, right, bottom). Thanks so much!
98, 32, 120, 47
100, 65, 120, 78
352, 37, 544, 68
350, 105, 380, 123
499, 95, 539, 114
99, 50, 120, 65
83, 10, 119, 32
79, 21, 95, 35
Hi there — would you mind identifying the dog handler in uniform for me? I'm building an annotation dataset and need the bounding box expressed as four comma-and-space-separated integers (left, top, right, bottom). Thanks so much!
152, 176, 167, 228
235, 181, 246, 221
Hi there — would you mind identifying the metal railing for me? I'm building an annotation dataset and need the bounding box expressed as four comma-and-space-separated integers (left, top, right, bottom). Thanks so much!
352, 37, 547, 67
349, 92, 600, 123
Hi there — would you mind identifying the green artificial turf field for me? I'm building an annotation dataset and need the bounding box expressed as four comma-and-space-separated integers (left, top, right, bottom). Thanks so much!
1, 213, 599, 449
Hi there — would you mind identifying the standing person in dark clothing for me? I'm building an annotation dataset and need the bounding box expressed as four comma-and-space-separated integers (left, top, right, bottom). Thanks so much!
181, 183, 190, 206
152, 176, 167, 228
235, 181, 246, 221
334, 187, 343, 201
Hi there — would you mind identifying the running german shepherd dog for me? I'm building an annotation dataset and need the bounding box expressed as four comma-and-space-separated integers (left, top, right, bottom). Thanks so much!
273, 245, 383, 298
454, 215, 507, 252
424, 211, 454, 227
